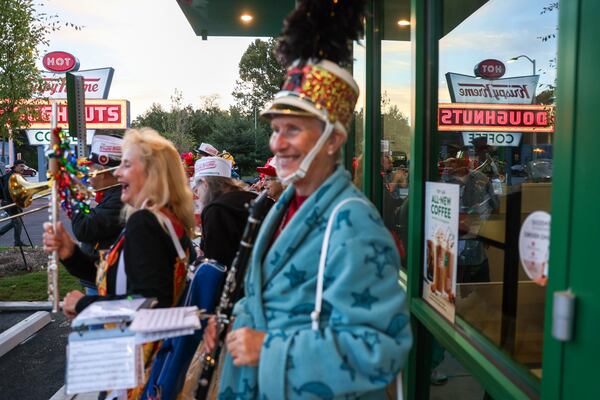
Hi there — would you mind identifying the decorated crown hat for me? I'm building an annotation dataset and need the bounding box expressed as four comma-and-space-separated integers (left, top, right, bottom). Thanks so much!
260, 0, 366, 135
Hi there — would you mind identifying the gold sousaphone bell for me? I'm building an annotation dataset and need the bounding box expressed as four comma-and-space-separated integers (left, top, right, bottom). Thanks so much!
8, 174, 52, 208
0, 166, 119, 223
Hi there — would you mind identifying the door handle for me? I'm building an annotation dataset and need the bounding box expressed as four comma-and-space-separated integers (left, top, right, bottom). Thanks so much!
552, 289, 576, 342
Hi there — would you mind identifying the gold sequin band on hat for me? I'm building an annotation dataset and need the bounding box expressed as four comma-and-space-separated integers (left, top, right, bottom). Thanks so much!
279, 63, 358, 128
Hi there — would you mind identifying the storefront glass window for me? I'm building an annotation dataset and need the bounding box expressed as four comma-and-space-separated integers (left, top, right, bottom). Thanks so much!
430, 0, 558, 379
381, 0, 412, 271
352, 40, 366, 190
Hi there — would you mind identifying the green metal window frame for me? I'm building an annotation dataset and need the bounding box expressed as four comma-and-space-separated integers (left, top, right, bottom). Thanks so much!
402, 0, 574, 398
540, 0, 580, 399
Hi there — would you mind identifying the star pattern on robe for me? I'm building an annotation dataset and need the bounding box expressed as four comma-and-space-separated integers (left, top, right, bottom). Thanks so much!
263, 330, 289, 349
265, 309, 278, 321
333, 209, 353, 232
368, 212, 385, 226
364, 242, 395, 279
351, 288, 379, 310
315, 183, 332, 202
361, 331, 381, 351
323, 275, 335, 290
220, 379, 256, 400
368, 367, 392, 385
305, 208, 326, 231
270, 250, 282, 266
283, 264, 307, 288
340, 355, 356, 381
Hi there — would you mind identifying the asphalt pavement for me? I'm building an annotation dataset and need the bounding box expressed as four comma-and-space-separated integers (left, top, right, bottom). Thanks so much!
0, 197, 76, 248
0, 312, 70, 400
0, 195, 77, 400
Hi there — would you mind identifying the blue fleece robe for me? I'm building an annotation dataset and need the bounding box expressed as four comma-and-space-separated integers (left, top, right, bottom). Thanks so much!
218, 166, 413, 399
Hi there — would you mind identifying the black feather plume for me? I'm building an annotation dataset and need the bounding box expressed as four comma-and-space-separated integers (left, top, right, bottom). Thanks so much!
276, 0, 368, 68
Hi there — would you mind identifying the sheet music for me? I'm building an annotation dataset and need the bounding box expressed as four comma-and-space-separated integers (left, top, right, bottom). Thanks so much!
135, 328, 195, 344
66, 334, 138, 394
72, 298, 148, 327
129, 306, 199, 333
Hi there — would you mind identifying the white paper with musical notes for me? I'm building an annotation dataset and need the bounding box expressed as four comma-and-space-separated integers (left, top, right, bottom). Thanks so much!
65, 335, 138, 394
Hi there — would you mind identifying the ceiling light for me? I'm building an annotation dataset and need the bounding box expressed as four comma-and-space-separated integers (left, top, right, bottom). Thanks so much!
240, 14, 253, 23
397, 19, 410, 27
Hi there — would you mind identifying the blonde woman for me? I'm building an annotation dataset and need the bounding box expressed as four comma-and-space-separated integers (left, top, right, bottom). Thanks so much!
43, 127, 196, 316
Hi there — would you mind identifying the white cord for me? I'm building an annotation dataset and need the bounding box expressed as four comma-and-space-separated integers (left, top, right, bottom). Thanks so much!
311, 197, 370, 331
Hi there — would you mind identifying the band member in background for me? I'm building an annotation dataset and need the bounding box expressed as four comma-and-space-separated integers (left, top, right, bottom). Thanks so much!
195, 142, 219, 158
203, 2, 412, 398
256, 157, 284, 201
0, 160, 26, 246
193, 156, 269, 268
70, 134, 124, 295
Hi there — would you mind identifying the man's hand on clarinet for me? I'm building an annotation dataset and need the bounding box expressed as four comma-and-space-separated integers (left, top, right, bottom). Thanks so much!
225, 327, 266, 367
43, 221, 76, 259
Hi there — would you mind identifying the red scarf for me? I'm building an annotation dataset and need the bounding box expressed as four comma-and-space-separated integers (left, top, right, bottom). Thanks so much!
273, 194, 308, 240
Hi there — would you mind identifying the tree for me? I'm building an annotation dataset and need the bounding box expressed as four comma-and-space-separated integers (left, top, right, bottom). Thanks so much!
0, 0, 81, 145
133, 90, 196, 153
232, 38, 286, 116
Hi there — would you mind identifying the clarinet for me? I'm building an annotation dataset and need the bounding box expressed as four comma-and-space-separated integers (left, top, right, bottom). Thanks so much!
195, 190, 271, 399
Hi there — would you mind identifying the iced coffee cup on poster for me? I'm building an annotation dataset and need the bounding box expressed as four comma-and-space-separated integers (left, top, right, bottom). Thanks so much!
444, 233, 455, 302
426, 239, 435, 284
433, 228, 446, 294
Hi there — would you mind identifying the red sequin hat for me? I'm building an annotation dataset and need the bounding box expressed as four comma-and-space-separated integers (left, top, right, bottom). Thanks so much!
261, 59, 359, 135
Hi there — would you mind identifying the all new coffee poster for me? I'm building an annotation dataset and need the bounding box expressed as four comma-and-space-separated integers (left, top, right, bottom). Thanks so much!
423, 182, 459, 322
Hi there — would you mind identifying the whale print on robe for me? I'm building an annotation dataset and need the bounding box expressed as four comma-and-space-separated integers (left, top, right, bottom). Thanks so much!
218, 166, 412, 399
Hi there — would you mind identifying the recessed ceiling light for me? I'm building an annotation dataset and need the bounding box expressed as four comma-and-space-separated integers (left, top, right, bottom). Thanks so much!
240, 14, 253, 23
397, 19, 410, 27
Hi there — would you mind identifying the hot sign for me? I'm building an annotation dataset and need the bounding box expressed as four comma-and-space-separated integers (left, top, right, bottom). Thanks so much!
42, 51, 79, 73
473, 59, 506, 80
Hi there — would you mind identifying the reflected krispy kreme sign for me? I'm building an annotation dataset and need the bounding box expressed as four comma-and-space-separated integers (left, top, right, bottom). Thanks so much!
473, 59, 506, 79
24, 99, 129, 129
437, 103, 554, 133
34, 68, 114, 99
446, 73, 539, 104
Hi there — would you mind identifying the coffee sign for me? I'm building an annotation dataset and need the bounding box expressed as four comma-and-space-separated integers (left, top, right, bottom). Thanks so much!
42, 51, 79, 73
474, 59, 506, 79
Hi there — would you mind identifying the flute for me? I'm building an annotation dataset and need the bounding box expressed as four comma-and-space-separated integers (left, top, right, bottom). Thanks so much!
195, 190, 271, 399
48, 104, 60, 312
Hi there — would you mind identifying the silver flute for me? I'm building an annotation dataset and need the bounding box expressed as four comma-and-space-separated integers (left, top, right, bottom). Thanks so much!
48, 102, 60, 312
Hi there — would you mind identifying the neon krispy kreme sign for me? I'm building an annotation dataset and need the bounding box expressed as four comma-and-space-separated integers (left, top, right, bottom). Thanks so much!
457, 83, 529, 101
26, 130, 95, 145
446, 73, 539, 105
37, 77, 100, 96
34, 68, 114, 100
26, 99, 130, 129
437, 103, 554, 133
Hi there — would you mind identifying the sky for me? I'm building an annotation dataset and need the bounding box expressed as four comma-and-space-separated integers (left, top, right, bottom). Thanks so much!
37, 0, 558, 123
353, 0, 558, 123
37, 0, 262, 120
